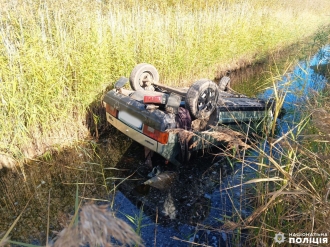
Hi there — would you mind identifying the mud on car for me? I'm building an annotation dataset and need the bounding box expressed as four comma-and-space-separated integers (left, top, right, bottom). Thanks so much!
103, 63, 274, 167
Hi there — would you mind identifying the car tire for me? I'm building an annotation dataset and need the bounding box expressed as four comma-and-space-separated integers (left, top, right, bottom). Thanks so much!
129, 63, 160, 91
185, 79, 219, 119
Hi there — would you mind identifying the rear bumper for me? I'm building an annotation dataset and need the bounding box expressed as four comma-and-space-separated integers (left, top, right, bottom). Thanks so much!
107, 112, 157, 151
103, 90, 170, 131
103, 89, 273, 166
106, 112, 182, 166
106, 111, 234, 166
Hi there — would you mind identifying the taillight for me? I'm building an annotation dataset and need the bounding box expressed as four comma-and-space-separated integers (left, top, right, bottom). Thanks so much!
143, 125, 169, 144
105, 103, 118, 117
143, 95, 167, 104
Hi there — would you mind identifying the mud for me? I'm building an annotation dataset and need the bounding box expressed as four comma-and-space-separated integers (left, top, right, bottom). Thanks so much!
1, 41, 329, 246
0, 126, 242, 246
109, 146, 232, 226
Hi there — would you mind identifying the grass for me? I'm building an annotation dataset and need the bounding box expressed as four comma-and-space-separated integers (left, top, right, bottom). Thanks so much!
52, 203, 143, 247
1, 69, 329, 245
246, 101, 330, 245
0, 132, 134, 245
1, 0, 330, 246
209, 53, 330, 245
1, 0, 330, 167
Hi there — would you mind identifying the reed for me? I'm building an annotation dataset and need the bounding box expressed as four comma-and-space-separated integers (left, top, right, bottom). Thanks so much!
0, 136, 138, 245
247, 108, 330, 245
1, 0, 330, 167
214, 66, 330, 245
53, 203, 143, 247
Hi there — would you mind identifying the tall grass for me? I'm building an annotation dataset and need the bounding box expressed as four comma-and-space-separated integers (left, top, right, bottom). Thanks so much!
214, 63, 330, 245
0, 133, 135, 244
53, 203, 143, 247
1, 0, 330, 166
245, 99, 330, 246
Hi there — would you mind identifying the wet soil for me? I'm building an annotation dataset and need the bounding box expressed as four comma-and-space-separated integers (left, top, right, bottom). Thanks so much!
108, 144, 233, 227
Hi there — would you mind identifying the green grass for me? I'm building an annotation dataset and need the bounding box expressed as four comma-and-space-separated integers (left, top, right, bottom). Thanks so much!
0, 134, 134, 244
1, 1, 330, 245
247, 116, 330, 245
1, 0, 330, 167
220, 66, 330, 246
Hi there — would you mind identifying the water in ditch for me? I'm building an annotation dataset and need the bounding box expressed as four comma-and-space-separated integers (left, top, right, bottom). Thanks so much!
0, 46, 329, 247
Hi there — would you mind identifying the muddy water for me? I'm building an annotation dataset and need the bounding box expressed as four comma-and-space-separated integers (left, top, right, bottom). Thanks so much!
0, 45, 329, 246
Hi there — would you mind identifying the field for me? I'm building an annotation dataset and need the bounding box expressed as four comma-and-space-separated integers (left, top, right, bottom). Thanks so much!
1, 0, 330, 167
1, 1, 330, 246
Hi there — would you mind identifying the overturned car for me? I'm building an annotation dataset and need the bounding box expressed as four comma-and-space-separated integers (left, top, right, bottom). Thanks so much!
103, 63, 274, 166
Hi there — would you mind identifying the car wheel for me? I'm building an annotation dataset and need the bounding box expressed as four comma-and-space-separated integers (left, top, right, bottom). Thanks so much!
129, 63, 159, 91
185, 79, 219, 119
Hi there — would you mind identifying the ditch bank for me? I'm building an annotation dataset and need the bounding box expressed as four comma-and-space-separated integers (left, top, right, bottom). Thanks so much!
0, 44, 329, 246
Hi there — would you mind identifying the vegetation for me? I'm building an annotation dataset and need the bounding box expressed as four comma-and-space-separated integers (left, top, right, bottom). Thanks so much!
214, 51, 330, 245
0, 136, 137, 246
248, 86, 330, 245
1, 0, 330, 166
1, 0, 330, 246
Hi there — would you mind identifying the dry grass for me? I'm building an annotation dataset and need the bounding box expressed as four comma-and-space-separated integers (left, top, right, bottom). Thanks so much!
0, 233, 9, 247
0, 137, 134, 245
52, 203, 143, 247
245, 142, 330, 245
207, 126, 330, 245
312, 108, 330, 142
170, 125, 251, 152
1, 0, 330, 168
0, 154, 17, 169
207, 127, 251, 151
310, 87, 330, 141
214, 78, 330, 245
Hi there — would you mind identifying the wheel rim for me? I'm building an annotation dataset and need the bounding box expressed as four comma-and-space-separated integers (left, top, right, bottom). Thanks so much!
139, 72, 153, 88
197, 88, 217, 113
